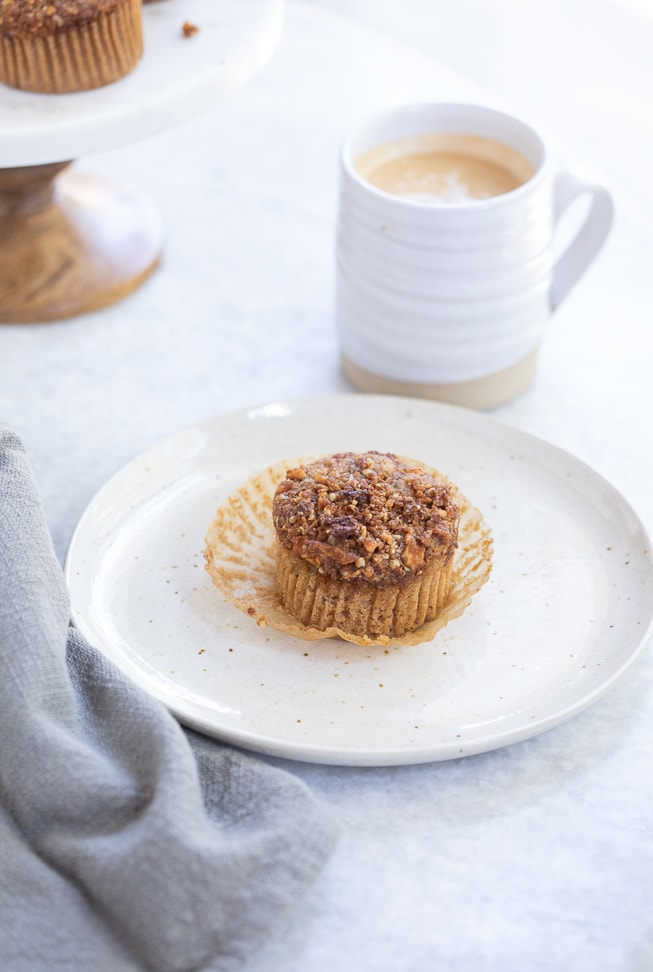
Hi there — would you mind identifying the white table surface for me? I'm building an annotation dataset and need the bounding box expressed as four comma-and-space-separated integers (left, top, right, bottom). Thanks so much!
1, 2, 652, 969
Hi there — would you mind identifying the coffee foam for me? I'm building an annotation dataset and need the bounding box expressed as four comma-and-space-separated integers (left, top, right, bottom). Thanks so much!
355, 133, 535, 204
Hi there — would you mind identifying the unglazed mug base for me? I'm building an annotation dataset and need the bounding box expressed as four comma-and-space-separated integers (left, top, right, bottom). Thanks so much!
342, 349, 539, 410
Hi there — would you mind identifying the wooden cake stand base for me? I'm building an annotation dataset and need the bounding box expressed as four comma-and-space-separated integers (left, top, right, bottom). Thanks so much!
0, 163, 163, 324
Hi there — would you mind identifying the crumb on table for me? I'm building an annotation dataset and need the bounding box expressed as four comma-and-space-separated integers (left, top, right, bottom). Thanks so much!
182, 21, 199, 37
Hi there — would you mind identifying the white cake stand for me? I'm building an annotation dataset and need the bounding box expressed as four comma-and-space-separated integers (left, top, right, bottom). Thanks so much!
0, 0, 284, 323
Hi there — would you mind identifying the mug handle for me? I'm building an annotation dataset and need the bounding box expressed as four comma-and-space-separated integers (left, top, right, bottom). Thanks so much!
551, 171, 614, 310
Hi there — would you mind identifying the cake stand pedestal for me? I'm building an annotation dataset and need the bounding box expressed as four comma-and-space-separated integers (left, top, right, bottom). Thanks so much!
0, 0, 284, 324
0, 163, 163, 323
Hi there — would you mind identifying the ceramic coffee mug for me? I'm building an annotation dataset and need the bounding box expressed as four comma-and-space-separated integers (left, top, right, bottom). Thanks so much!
336, 102, 613, 408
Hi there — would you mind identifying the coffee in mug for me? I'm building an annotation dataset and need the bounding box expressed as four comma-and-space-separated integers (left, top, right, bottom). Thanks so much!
355, 133, 535, 204
336, 102, 613, 409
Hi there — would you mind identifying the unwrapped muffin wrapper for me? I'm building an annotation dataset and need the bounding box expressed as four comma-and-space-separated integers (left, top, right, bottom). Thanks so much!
204, 458, 493, 647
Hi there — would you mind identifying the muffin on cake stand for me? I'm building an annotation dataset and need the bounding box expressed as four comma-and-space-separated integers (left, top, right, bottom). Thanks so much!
0, 0, 284, 323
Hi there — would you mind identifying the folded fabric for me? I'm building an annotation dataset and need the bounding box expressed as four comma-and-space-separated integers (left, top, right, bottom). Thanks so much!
0, 423, 338, 972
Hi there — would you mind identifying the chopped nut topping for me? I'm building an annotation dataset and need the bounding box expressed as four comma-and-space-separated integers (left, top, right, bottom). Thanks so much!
272, 451, 459, 586
0, 0, 130, 35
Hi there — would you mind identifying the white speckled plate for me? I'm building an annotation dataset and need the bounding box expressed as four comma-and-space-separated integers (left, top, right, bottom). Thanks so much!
64, 395, 653, 766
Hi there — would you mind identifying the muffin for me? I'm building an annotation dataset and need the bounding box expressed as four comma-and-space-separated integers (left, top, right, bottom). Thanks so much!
0, 0, 143, 93
204, 454, 492, 647
271, 452, 460, 639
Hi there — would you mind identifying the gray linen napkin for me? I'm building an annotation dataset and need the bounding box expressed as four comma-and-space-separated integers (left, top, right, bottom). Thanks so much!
0, 423, 338, 972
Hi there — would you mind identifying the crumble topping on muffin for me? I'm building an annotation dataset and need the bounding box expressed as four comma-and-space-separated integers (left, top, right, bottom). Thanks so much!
272, 451, 459, 586
0, 0, 126, 35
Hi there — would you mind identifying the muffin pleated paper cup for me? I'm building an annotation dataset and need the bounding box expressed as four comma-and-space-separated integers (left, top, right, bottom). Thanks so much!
204, 458, 493, 648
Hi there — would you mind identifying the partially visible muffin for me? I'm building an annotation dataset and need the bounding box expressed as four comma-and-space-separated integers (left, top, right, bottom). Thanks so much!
272, 451, 460, 639
0, 0, 143, 93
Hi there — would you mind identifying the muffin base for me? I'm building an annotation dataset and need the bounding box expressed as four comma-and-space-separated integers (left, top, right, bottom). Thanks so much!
276, 540, 453, 639
0, 0, 143, 93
